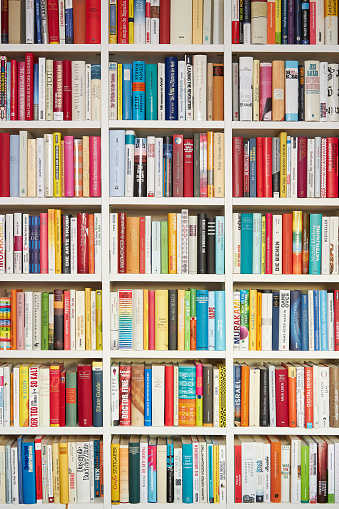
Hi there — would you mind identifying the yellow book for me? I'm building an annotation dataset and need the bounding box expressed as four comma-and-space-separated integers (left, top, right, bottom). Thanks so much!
213, 440, 220, 503
59, 436, 69, 504
218, 363, 226, 427
213, 132, 225, 198
128, 0, 134, 43
279, 132, 287, 197
118, 64, 123, 121
192, 0, 203, 43
27, 138, 36, 197
96, 290, 102, 350
19, 363, 30, 426
196, 397, 203, 426
54, 209, 62, 274
52, 436, 61, 503
256, 291, 262, 350
155, 289, 168, 350
85, 287, 91, 350
48, 209, 55, 274
143, 289, 149, 350
168, 213, 177, 274
261, 215, 266, 274
60, 139, 65, 197
177, 289, 185, 350
253, 59, 260, 121
249, 289, 257, 350
325, 0, 338, 44
111, 437, 120, 504
207, 131, 214, 197
53, 132, 61, 197
275, 0, 281, 43
82, 136, 90, 198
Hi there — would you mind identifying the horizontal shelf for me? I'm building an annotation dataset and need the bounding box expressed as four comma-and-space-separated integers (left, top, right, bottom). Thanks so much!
0, 350, 102, 359
233, 198, 339, 210
232, 43, 339, 54
3, 426, 103, 434
0, 274, 102, 282
232, 121, 339, 130
6, 504, 103, 509
234, 426, 339, 435
111, 426, 226, 435
111, 274, 225, 282
109, 120, 224, 129
111, 350, 225, 359
233, 274, 339, 283
0, 198, 102, 207
0, 44, 101, 53
234, 351, 339, 360
110, 44, 224, 53
109, 197, 225, 208
234, 505, 330, 509
0, 121, 101, 129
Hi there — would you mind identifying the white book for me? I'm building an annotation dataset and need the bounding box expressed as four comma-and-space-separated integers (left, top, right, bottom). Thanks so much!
41, 437, 49, 503
43, 134, 53, 197
70, 217, 77, 274
295, 363, 305, 427
90, 291, 96, 350
94, 213, 101, 274
321, 216, 330, 274
145, 215, 152, 273
13, 213, 22, 273
325, 4, 338, 44
185, 55, 193, 120
203, 0, 212, 43
320, 61, 328, 121
213, 0, 223, 44
45, 60, 53, 121
19, 131, 30, 197
11, 441, 19, 504
151, 221, 161, 273
40, 0, 49, 44
150, 0, 160, 44
252, 436, 263, 503
327, 292, 334, 350
67, 437, 77, 503
22, 213, 29, 274
178, 60, 186, 120
193, 54, 207, 121
286, 136, 291, 197
0, 216, 4, 274
132, 289, 143, 350
173, 363, 179, 425
76, 439, 90, 502
218, 438, 226, 503
110, 291, 119, 350
264, 363, 276, 426
72, 61, 86, 121
318, 363, 329, 426
197, 437, 206, 503
213, 366, 219, 427
239, 56, 253, 121
154, 137, 163, 197
13, 365, 20, 427
261, 292, 272, 351
188, 215, 197, 274
146, 136, 155, 196
262, 436, 271, 502
70, 289, 76, 350
174, 439, 182, 503
139, 437, 148, 503
248, 367, 260, 427
280, 439, 290, 503
85, 64, 91, 121
46, 439, 53, 503
58, 0, 65, 43
290, 137, 298, 198
329, 216, 338, 274
316, 0, 324, 43
109, 62, 117, 120
124, 130, 135, 197
110, 213, 118, 274
239, 436, 256, 503
285, 61, 299, 121
304, 61, 320, 121
157, 438, 167, 503
176, 213, 182, 275
36, 138, 44, 197
170, 0, 192, 43
89, 438, 94, 501
308, 290, 315, 350
325, 437, 335, 502
33, 292, 41, 350
26, 0, 34, 43
307, 138, 315, 197
311, 362, 319, 427
272, 214, 282, 274
3, 364, 11, 427
303, 437, 317, 503
181, 209, 189, 274
314, 136, 321, 196
75, 290, 85, 350
279, 290, 290, 350
286, 436, 301, 503
111, 364, 119, 425
5, 214, 13, 274
24, 291, 33, 349
151, 364, 165, 426
39, 365, 50, 427
192, 436, 199, 502
38, 58, 46, 121
328, 63, 339, 121
158, 63, 165, 120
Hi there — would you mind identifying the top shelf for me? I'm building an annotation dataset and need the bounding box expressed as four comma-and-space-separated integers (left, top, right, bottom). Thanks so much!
232, 44, 339, 54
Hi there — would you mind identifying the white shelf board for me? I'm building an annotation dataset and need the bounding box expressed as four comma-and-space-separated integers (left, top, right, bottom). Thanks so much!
0, 350, 103, 359
111, 426, 226, 435
109, 120, 224, 129
109, 197, 225, 208
233, 274, 339, 283
110, 44, 224, 53
1, 44, 101, 52
232, 121, 339, 130
234, 505, 330, 509
0, 198, 102, 207
0, 274, 102, 282
0, 121, 101, 129
232, 43, 339, 53
234, 427, 338, 435
110, 350, 225, 359
233, 198, 339, 209
4, 426, 103, 434
111, 274, 225, 282
16, 504, 103, 509
234, 351, 339, 360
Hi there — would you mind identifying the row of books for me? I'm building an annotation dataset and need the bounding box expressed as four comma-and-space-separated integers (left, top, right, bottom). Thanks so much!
0, 288, 102, 351
111, 362, 226, 427
234, 58, 339, 122
0, 435, 103, 505
0, 133, 101, 198
233, 211, 339, 275
111, 434, 226, 504
0, 361, 103, 428
235, 434, 339, 504
232, 134, 339, 199
109, 0, 224, 45
0, 0, 101, 44
109, 57, 224, 121
0, 211, 102, 275
110, 288, 226, 351
109, 131, 225, 198
234, 289, 339, 352
0, 57, 101, 121
234, 361, 339, 428
110, 212, 225, 275
231, 0, 339, 45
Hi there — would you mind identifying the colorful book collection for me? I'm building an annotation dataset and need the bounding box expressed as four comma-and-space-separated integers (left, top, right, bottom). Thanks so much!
0, 132, 101, 198
110, 211, 225, 275
0, 435, 103, 505
0, 210, 102, 275
109, 57, 224, 121
111, 434, 226, 504
111, 362, 226, 427
0, 287, 102, 351
110, 130, 225, 198
232, 134, 339, 199
232, 0, 339, 45
0, 56, 101, 121
234, 288, 339, 352
233, 211, 339, 275
234, 361, 339, 428
233, 57, 339, 122
0, 361, 103, 428
235, 434, 339, 504
111, 288, 225, 351
0, 0, 101, 44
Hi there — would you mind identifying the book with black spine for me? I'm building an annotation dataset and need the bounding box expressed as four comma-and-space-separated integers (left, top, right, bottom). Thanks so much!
54, 289, 64, 350
166, 436, 174, 503
198, 213, 207, 274
259, 365, 269, 427
206, 217, 215, 274
202, 363, 213, 426
168, 289, 178, 350
298, 64, 305, 122
134, 137, 147, 197
62, 214, 71, 273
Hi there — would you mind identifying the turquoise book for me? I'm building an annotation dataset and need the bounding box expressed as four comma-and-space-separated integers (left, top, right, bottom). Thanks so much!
196, 290, 208, 350
215, 291, 226, 351
252, 212, 262, 274
132, 61, 146, 120
309, 214, 322, 274
146, 64, 158, 120
182, 437, 193, 503
240, 213, 253, 273
22, 437, 36, 504
320, 290, 328, 351
206, 437, 214, 503
215, 216, 225, 274
122, 63, 132, 120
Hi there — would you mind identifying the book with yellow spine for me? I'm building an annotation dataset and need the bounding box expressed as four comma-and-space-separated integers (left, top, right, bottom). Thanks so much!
96, 290, 102, 350
154, 289, 168, 350
218, 363, 226, 427
53, 132, 61, 197
85, 287, 91, 350
261, 215, 266, 274
249, 289, 257, 351
279, 132, 287, 197
207, 131, 214, 197
256, 291, 262, 350
192, 0, 203, 43
48, 209, 55, 274
143, 289, 149, 350
325, 0, 338, 44
59, 436, 69, 504
168, 213, 177, 274
178, 289, 185, 350
275, 0, 281, 43
55, 209, 62, 274
111, 436, 120, 504
19, 363, 30, 426
60, 139, 65, 197
213, 132, 225, 198
83, 136, 90, 197
118, 64, 123, 120
213, 438, 220, 503
52, 436, 61, 503
128, 0, 134, 43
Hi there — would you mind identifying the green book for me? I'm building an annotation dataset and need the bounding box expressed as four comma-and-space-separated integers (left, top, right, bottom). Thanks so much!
41, 292, 49, 350
190, 288, 196, 319
128, 436, 140, 503
300, 439, 309, 503
65, 368, 77, 426
161, 221, 168, 274
184, 291, 190, 350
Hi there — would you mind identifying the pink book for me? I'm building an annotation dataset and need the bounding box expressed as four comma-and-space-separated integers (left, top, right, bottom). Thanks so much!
40, 213, 48, 273
309, 1, 316, 45
199, 133, 207, 197
265, 213, 273, 274
17, 62, 26, 121
320, 137, 327, 198
89, 136, 101, 197
259, 63, 272, 121
53, 61, 63, 120
148, 290, 155, 350
275, 367, 289, 426
64, 136, 74, 197
16, 292, 25, 349
297, 137, 307, 198
64, 290, 70, 350
195, 362, 203, 397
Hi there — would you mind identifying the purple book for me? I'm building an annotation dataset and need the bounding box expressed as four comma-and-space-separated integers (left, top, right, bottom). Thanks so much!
297, 137, 307, 198
29, 216, 40, 273
288, 0, 295, 44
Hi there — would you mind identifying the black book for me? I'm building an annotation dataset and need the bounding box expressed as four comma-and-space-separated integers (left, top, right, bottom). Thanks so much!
259, 366, 269, 427
207, 217, 216, 274
166, 437, 174, 503
298, 64, 305, 121
239, 0, 244, 44
202, 363, 213, 425
62, 214, 71, 273
197, 213, 207, 274
128, 439, 140, 504
168, 289, 178, 350
301, 2, 309, 44
134, 137, 147, 197
193, 133, 200, 197
54, 289, 64, 350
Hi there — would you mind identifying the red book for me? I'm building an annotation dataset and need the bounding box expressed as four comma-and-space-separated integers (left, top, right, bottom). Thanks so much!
77, 364, 93, 426
40, 213, 48, 273
73, 0, 86, 43
297, 137, 307, 198
119, 364, 131, 425
148, 290, 155, 350
25, 53, 34, 120
243, 141, 249, 197
256, 137, 264, 197
50, 363, 63, 426
265, 213, 273, 274
17, 61, 25, 120
173, 134, 184, 197
234, 438, 242, 503
77, 213, 89, 274
335, 290, 339, 350
53, 60, 63, 120
232, 16, 239, 44
1, 0, 8, 42
60, 369, 66, 427
47, 0, 60, 43
282, 214, 293, 274
275, 366, 289, 427
316, 438, 328, 503
232, 136, 244, 197
86, 0, 101, 43
89, 136, 101, 197
263, 137, 272, 197
64, 290, 70, 349
139, 216, 145, 274
320, 137, 327, 197
0, 133, 10, 197
309, 1, 316, 45
63, 60, 72, 120
165, 364, 174, 426
118, 0, 128, 43
183, 138, 193, 197
35, 436, 43, 503
118, 212, 126, 273
326, 137, 338, 198
10, 60, 17, 120
304, 363, 313, 428
159, 0, 170, 43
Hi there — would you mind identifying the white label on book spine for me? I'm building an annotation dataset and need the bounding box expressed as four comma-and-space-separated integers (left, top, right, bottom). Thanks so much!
279, 290, 290, 350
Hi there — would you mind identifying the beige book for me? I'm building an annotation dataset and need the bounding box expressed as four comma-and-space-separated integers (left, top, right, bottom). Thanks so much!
251, 0, 267, 44
213, 132, 225, 198
75, 290, 85, 350
91, 76, 101, 121
131, 363, 144, 426
207, 62, 213, 121
157, 437, 167, 503
151, 364, 165, 426
253, 59, 260, 121
45, 60, 53, 121
192, 0, 203, 43
52, 437, 61, 503
8, 0, 25, 43
39, 365, 50, 426
82, 136, 90, 197
272, 60, 285, 121
248, 366, 260, 426
72, 61, 86, 121
170, 0, 192, 43
27, 138, 37, 197
119, 436, 129, 503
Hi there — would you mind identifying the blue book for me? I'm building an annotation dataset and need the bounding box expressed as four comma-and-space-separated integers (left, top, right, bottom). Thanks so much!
320, 290, 328, 351
234, 363, 241, 425
215, 291, 225, 351
33, 63, 39, 120
249, 139, 256, 197
144, 366, 152, 426
10, 135, 20, 197
301, 291, 309, 351
5, 439, 12, 503
196, 290, 208, 350
252, 213, 261, 274
272, 291, 279, 350
207, 438, 214, 502
309, 214, 322, 274
35, 0, 42, 44
240, 213, 253, 274
122, 63, 132, 120
148, 438, 157, 502
22, 437, 36, 504
215, 216, 225, 274
109, 130, 125, 196
92, 364, 103, 427
182, 438, 193, 503
301, 2, 310, 43
208, 291, 215, 350
165, 56, 178, 120
314, 290, 320, 350
6, 62, 10, 120
132, 61, 146, 120
290, 290, 301, 350
282, 0, 288, 44
134, 0, 146, 43
17, 436, 23, 504
146, 64, 158, 120
295, 0, 302, 43
65, 0, 74, 43
94, 438, 100, 497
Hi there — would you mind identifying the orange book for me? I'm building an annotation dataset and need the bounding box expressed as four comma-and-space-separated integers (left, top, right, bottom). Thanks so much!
292, 211, 302, 274
168, 213, 177, 274
282, 362, 297, 427
267, 436, 281, 502
73, 0, 86, 44
11, 289, 22, 349
179, 399, 196, 426
88, 214, 95, 274
267, 0, 275, 44
126, 216, 140, 273
256, 291, 262, 350
207, 131, 214, 198
212, 64, 224, 121
282, 214, 293, 274
240, 362, 249, 426
272, 61, 285, 121
304, 363, 314, 428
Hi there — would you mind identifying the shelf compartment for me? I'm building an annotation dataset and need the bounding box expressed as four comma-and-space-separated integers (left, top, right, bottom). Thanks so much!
111, 426, 226, 435
111, 351, 225, 359
233, 198, 339, 210
109, 198, 225, 209
111, 274, 225, 282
